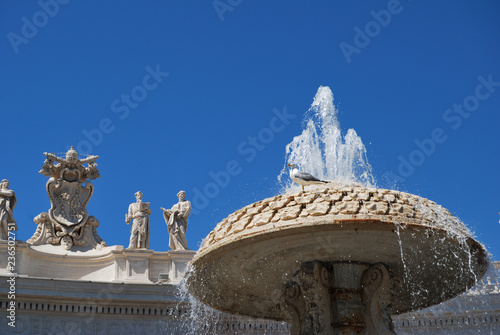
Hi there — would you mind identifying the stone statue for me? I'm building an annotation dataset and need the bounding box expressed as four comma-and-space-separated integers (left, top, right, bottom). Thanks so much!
126, 191, 151, 249
161, 190, 190, 251
0, 179, 17, 240
27, 147, 106, 250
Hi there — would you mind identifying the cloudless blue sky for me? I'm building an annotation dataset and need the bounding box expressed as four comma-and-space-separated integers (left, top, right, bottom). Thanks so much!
1, 1, 499, 260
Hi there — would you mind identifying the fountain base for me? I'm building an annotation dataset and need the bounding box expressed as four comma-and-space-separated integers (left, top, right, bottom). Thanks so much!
284, 261, 397, 335
189, 187, 488, 334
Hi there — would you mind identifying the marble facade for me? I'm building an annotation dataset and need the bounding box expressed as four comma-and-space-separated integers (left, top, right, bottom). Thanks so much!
0, 239, 498, 334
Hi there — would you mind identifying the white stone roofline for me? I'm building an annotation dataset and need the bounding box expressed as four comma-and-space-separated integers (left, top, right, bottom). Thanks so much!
0, 240, 195, 284
0, 276, 180, 302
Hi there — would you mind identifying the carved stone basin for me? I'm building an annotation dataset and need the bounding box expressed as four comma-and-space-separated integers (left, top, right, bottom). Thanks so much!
188, 184, 488, 334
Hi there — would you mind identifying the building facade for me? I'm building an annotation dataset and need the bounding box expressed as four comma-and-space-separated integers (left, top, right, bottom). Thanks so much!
1, 239, 499, 335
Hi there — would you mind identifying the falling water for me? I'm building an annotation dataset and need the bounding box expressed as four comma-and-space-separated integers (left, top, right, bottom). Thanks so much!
175, 272, 226, 334
392, 263, 499, 334
279, 86, 375, 191
177, 268, 291, 334
394, 222, 408, 284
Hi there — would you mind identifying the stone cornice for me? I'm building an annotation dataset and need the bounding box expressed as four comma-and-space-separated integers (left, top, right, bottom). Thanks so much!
0, 276, 179, 302
0, 241, 195, 284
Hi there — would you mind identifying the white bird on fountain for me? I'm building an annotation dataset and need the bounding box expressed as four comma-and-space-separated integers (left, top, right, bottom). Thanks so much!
287, 163, 327, 191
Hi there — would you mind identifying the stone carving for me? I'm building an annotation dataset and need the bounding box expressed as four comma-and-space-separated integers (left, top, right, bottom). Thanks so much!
285, 262, 331, 334
60, 235, 74, 250
284, 261, 397, 335
27, 147, 106, 249
0, 179, 17, 240
204, 184, 471, 247
27, 212, 55, 245
362, 263, 398, 334
161, 190, 190, 251
126, 191, 151, 249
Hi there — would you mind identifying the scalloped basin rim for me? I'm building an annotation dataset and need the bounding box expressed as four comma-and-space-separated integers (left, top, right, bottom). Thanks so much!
195, 216, 469, 260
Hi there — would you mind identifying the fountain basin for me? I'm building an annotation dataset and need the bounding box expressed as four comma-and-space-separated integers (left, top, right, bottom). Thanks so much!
189, 185, 488, 332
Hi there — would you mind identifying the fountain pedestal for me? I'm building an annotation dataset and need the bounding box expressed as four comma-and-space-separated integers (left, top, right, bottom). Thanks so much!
285, 261, 396, 335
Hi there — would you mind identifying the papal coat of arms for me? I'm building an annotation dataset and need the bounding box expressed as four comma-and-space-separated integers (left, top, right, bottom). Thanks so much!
27, 147, 106, 250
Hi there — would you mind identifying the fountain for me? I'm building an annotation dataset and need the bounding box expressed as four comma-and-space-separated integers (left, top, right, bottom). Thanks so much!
187, 87, 489, 334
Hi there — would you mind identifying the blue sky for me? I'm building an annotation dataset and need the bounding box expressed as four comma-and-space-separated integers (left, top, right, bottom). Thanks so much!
1, 1, 499, 260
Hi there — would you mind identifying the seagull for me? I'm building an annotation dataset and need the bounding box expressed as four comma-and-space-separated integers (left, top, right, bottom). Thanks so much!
287, 163, 327, 191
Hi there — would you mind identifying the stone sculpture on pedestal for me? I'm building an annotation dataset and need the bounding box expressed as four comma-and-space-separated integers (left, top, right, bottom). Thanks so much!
27, 147, 106, 250
0, 179, 17, 240
161, 190, 190, 250
126, 191, 151, 249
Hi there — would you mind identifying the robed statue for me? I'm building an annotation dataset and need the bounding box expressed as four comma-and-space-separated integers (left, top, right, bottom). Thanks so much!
161, 190, 190, 251
126, 191, 151, 249
0, 179, 17, 240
